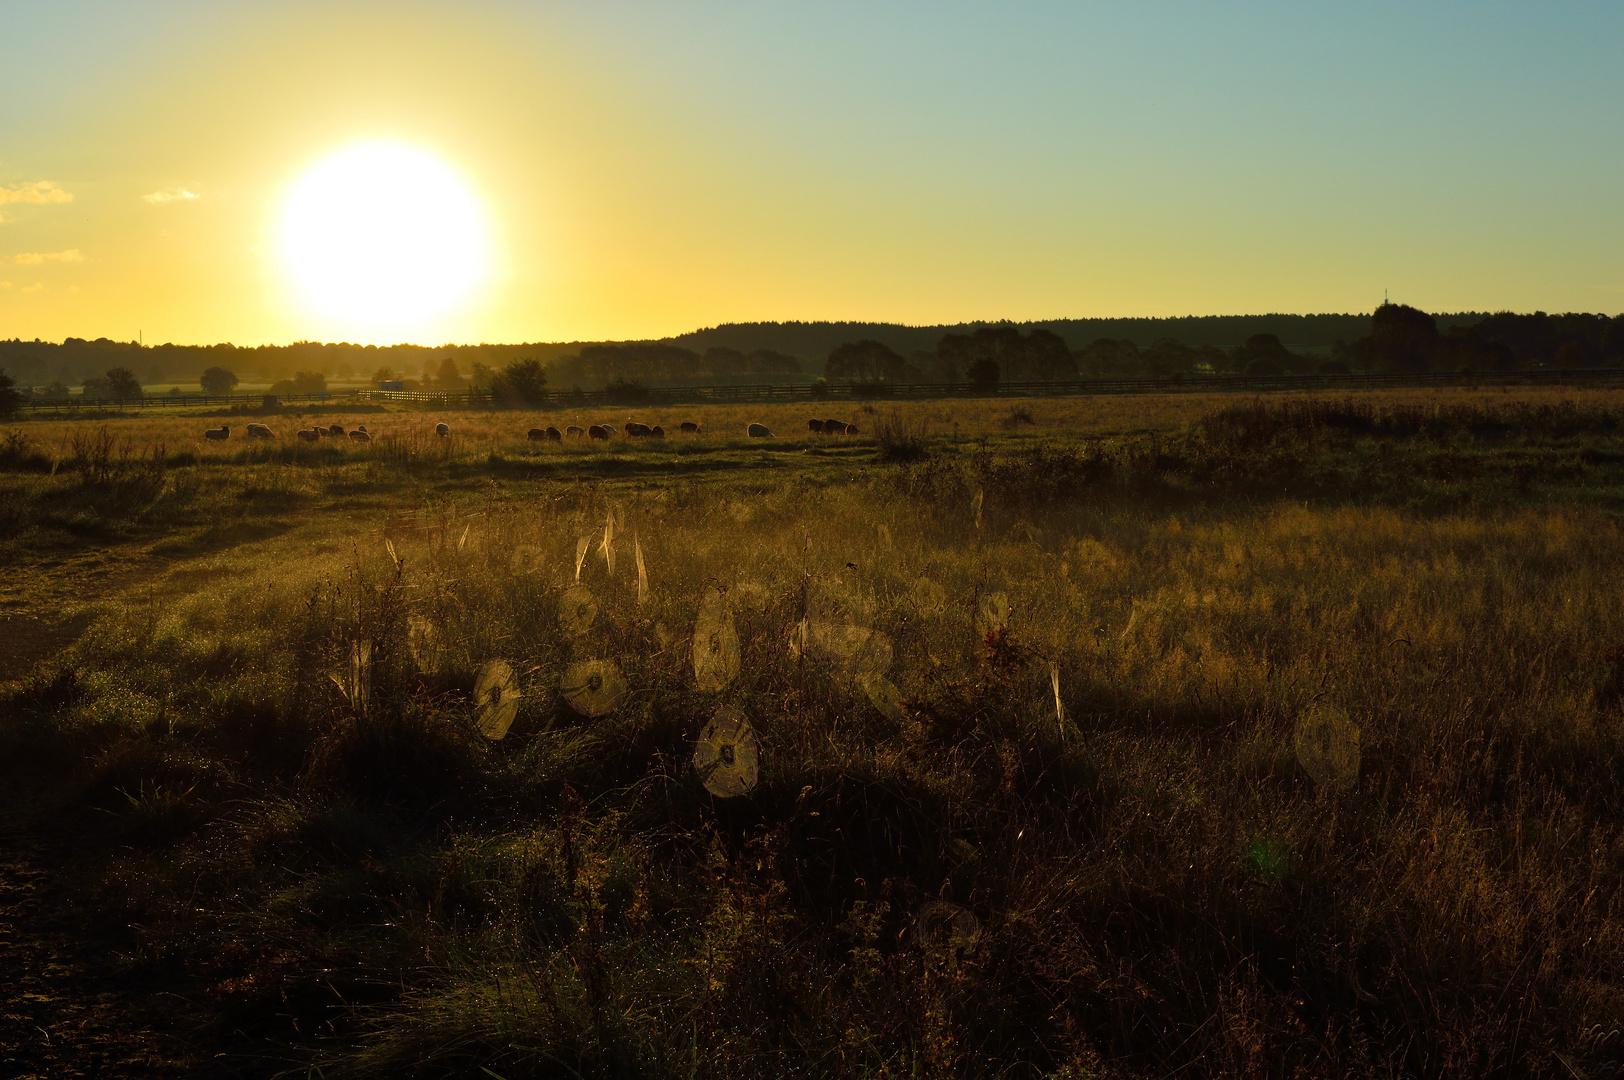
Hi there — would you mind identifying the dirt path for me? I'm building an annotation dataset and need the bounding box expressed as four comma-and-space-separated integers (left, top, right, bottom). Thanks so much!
0, 826, 190, 1077
0, 524, 300, 1076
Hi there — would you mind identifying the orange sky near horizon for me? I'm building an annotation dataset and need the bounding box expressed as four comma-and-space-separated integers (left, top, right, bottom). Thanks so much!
3, 2, 1622, 347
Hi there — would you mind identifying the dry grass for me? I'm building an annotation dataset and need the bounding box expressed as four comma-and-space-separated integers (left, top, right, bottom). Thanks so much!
11, 383, 1624, 463
3, 392, 1624, 1077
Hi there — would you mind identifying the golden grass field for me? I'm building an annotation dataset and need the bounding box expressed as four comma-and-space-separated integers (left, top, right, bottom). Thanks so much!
16, 383, 1624, 458
3, 386, 1624, 1077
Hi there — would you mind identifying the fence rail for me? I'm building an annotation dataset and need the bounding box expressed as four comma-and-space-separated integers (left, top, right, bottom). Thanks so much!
17, 368, 1624, 414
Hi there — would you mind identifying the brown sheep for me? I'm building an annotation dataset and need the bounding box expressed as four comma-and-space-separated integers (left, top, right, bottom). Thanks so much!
625, 422, 652, 437
807, 419, 824, 432
435, 422, 450, 437
528, 428, 547, 441
566, 425, 585, 438
328, 423, 344, 436
296, 429, 320, 441
650, 425, 665, 438
589, 425, 609, 440
349, 428, 371, 442
546, 427, 562, 441
747, 423, 772, 438
204, 424, 230, 441
679, 422, 699, 434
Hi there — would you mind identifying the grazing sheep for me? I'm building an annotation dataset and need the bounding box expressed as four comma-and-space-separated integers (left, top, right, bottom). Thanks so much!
588, 425, 609, 441
349, 428, 372, 442
650, 425, 665, 438
822, 419, 843, 433
747, 423, 772, 438
600, 424, 618, 437
808, 419, 824, 432
297, 429, 320, 441
528, 428, 547, 441
204, 424, 230, 441
679, 421, 700, 434
844, 424, 858, 435
566, 425, 585, 438
625, 422, 652, 437
435, 422, 450, 437
545, 427, 562, 441
245, 423, 274, 439
328, 424, 344, 437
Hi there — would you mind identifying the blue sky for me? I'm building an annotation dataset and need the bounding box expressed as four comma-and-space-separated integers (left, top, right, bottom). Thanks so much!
1, 1, 1620, 343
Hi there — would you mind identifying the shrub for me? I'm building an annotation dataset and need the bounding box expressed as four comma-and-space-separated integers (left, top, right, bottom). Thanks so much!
872, 408, 927, 461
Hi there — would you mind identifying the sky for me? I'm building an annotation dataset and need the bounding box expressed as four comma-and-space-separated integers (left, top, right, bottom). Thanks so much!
1, 0, 1622, 346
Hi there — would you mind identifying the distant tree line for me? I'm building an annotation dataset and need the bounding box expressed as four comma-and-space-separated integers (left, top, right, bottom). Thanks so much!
545, 344, 801, 391
813, 306, 1624, 388
671, 314, 1387, 360
0, 337, 581, 392
4, 308, 1623, 402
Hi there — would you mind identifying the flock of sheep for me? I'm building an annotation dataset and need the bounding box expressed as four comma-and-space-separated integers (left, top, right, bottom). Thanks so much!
199, 417, 863, 443
204, 422, 379, 442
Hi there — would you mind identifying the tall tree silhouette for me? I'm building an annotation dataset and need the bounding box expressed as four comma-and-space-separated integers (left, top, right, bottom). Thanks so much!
826, 339, 906, 382
200, 366, 238, 395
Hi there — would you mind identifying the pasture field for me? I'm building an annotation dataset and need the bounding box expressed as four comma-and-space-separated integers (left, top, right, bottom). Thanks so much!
3, 387, 1624, 1078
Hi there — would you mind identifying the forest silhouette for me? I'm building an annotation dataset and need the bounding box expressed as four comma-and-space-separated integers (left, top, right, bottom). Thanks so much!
3, 306, 1622, 402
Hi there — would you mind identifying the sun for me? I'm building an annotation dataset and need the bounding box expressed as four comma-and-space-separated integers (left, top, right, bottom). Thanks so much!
279, 142, 489, 336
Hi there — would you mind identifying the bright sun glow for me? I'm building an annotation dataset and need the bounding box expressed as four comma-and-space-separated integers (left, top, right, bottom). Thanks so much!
280, 143, 488, 335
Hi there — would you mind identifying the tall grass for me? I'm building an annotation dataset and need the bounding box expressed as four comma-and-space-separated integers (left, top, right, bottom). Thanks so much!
5, 394, 1624, 1076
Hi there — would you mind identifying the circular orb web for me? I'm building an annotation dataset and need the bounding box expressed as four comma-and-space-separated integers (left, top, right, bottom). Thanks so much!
560, 587, 599, 637
694, 706, 760, 798
474, 659, 522, 740
914, 901, 980, 952
279, 143, 488, 332
1293, 702, 1360, 791
560, 659, 628, 718
693, 593, 741, 693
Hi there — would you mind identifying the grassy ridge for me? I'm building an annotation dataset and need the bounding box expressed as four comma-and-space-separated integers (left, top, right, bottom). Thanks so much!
3, 392, 1624, 1077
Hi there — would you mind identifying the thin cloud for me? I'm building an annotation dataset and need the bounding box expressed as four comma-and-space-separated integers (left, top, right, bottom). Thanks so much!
0, 181, 72, 205
0, 281, 12, 290
4, 249, 84, 265
142, 188, 199, 204
21, 282, 45, 293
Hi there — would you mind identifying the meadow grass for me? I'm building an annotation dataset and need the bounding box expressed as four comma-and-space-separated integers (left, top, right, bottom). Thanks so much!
3, 389, 1624, 1077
